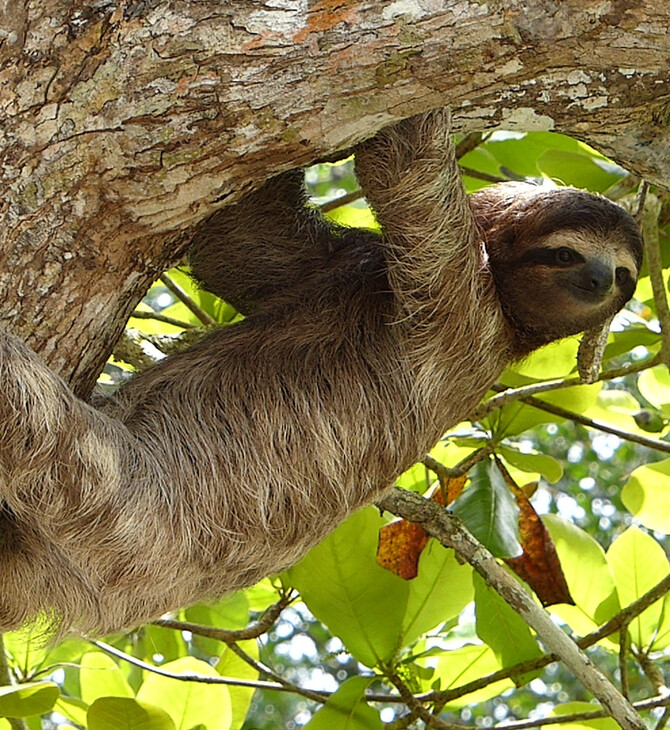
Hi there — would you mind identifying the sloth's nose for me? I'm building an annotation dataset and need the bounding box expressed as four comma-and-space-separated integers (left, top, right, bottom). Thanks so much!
581, 261, 613, 297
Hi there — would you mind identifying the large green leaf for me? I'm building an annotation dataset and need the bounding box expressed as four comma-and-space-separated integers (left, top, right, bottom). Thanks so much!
304, 677, 381, 730
638, 366, 670, 416
402, 542, 473, 646
622, 459, 670, 533
544, 516, 619, 636
498, 445, 563, 484
288, 508, 409, 667
80, 652, 134, 705
451, 461, 522, 558
136, 657, 232, 730
0, 682, 59, 719
607, 527, 670, 650
474, 574, 542, 676
87, 697, 175, 730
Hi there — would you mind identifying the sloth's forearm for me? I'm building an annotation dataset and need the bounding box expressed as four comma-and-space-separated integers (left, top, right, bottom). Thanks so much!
354, 110, 482, 316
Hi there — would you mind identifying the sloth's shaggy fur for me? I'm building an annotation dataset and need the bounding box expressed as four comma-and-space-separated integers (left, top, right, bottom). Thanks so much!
0, 111, 642, 634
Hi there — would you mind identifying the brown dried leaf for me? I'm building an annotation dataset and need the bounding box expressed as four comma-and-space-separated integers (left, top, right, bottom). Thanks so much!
496, 460, 574, 607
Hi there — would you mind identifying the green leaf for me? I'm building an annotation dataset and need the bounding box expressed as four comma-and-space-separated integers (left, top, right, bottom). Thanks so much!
87, 697, 176, 730
304, 677, 381, 730
185, 592, 249, 656
402, 541, 474, 646
543, 516, 619, 636
288, 507, 410, 667
216, 640, 258, 730
426, 643, 513, 708
638, 366, 670, 416
607, 527, 670, 649
551, 701, 620, 728
136, 657, 232, 730
498, 445, 563, 484
451, 461, 522, 558
474, 574, 542, 677
0, 682, 59, 719
80, 652, 134, 704
54, 696, 89, 728
537, 150, 623, 190
623, 459, 670, 533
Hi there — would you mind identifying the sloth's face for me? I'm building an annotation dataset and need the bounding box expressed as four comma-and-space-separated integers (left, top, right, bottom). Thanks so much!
491, 228, 640, 347
471, 182, 643, 353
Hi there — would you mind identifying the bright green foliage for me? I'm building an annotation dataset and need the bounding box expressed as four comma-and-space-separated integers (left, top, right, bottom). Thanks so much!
0, 682, 59, 718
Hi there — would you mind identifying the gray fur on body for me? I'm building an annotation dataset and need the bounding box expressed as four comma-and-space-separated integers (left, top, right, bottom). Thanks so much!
0, 111, 641, 634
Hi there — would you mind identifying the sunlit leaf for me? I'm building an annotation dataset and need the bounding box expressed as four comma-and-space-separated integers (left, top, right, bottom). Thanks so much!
288, 508, 410, 667
638, 365, 670, 417
304, 677, 381, 729
622, 459, 670, 533
0, 682, 59, 719
474, 574, 542, 679
544, 516, 619, 636
216, 640, 259, 730
80, 652, 134, 705
136, 657, 232, 730
607, 527, 669, 650
498, 445, 563, 484
402, 542, 474, 646
87, 697, 175, 730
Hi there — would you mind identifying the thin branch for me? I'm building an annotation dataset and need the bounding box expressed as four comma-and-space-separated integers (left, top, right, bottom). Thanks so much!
620, 628, 630, 699
455, 132, 485, 159
458, 165, 507, 184
154, 592, 294, 642
319, 189, 364, 213
640, 193, 670, 367
160, 273, 217, 326
506, 392, 670, 454
377, 488, 646, 730
473, 353, 662, 421
91, 639, 329, 701
383, 666, 459, 730
424, 442, 494, 481
130, 309, 197, 330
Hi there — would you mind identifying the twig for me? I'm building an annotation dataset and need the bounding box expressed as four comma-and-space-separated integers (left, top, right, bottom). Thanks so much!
455, 131, 485, 159
620, 628, 630, 699
377, 488, 646, 730
319, 190, 364, 213
160, 273, 217, 326
130, 309, 197, 330
154, 592, 294, 642
640, 192, 670, 367
383, 666, 459, 730
90, 639, 329, 702
458, 165, 508, 184
473, 353, 662, 420
506, 392, 670, 454
424, 443, 495, 481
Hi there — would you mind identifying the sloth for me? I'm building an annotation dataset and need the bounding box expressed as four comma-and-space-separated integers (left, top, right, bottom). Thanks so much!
0, 110, 642, 634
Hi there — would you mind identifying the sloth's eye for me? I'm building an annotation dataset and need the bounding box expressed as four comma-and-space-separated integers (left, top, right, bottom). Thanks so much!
555, 247, 575, 266
616, 267, 631, 286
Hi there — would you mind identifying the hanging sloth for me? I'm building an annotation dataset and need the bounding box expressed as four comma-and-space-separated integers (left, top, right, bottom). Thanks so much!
0, 110, 642, 634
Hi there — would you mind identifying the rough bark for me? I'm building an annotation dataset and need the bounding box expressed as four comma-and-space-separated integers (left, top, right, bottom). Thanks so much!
1, 0, 669, 393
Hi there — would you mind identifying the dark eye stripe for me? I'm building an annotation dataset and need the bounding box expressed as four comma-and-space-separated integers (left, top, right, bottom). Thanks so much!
513, 246, 585, 268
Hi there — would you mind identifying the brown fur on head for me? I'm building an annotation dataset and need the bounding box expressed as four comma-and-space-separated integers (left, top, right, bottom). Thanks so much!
470, 182, 642, 357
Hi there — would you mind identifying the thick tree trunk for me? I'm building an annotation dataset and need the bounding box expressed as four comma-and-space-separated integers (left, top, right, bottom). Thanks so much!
1, 0, 669, 393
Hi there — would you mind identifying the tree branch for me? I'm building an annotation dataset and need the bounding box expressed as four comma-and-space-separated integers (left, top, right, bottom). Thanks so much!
377, 488, 646, 730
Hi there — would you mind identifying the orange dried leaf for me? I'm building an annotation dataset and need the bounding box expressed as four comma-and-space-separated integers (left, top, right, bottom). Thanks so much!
377, 474, 467, 579
377, 519, 429, 580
